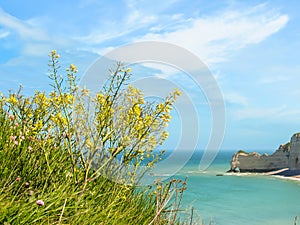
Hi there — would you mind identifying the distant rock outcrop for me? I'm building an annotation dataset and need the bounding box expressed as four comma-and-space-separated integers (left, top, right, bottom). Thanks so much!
230, 132, 300, 173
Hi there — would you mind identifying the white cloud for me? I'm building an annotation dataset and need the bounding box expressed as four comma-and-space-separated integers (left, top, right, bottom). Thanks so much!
259, 75, 289, 84
142, 62, 179, 79
234, 105, 287, 120
276, 109, 300, 122
135, 5, 288, 64
22, 43, 53, 56
234, 105, 300, 122
0, 2, 289, 74
234, 105, 300, 123
76, 29, 132, 45
225, 92, 249, 107
0, 29, 9, 39
0, 8, 48, 41
126, 9, 157, 27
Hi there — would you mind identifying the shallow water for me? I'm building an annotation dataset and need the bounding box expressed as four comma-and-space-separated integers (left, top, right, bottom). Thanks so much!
171, 151, 300, 225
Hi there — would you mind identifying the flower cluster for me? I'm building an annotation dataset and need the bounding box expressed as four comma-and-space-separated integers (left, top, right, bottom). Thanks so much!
0, 51, 181, 206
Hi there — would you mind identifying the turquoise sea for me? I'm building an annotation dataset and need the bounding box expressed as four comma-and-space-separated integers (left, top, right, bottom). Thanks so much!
171, 151, 300, 225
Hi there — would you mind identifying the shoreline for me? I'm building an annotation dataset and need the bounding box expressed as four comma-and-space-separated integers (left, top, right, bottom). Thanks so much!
272, 175, 300, 182
225, 168, 300, 182
265, 168, 300, 181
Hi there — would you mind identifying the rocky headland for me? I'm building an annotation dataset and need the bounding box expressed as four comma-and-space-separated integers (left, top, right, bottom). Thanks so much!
229, 132, 300, 176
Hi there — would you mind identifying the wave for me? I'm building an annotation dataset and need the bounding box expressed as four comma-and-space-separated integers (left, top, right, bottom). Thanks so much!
272, 175, 300, 182
224, 172, 264, 177
186, 170, 208, 174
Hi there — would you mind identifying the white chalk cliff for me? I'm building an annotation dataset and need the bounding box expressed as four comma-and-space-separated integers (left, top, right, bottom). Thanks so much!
230, 133, 300, 172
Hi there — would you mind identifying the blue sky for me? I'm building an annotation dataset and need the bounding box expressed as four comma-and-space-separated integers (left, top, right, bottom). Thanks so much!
0, 0, 300, 151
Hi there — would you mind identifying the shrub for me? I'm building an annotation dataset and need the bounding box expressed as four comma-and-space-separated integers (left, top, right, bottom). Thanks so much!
0, 51, 187, 224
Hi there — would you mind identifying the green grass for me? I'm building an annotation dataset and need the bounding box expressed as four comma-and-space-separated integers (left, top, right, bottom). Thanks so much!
0, 109, 157, 224
0, 52, 188, 225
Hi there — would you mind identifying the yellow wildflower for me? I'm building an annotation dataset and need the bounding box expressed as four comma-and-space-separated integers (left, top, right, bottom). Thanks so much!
70, 64, 77, 73
8, 95, 18, 104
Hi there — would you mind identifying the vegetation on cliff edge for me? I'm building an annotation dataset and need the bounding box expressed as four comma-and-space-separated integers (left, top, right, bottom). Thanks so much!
0, 51, 191, 224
